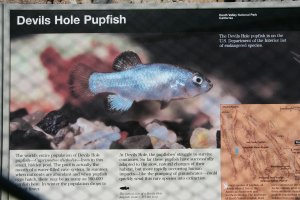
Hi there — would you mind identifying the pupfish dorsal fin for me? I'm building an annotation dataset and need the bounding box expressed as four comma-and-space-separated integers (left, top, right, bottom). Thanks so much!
113, 51, 142, 71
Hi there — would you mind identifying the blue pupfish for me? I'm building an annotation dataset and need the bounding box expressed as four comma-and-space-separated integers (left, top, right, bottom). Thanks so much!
69, 51, 213, 112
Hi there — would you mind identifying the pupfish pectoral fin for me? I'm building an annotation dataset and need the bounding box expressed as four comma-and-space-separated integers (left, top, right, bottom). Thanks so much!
106, 94, 134, 112
113, 51, 142, 71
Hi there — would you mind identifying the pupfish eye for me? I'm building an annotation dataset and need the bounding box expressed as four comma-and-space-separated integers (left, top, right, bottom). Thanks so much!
192, 75, 203, 85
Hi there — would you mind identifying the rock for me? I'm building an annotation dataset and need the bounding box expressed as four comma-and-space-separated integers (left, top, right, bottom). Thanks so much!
162, 120, 191, 148
146, 122, 177, 149
149, 136, 182, 149
69, 123, 82, 136
86, 133, 120, 149
119, 131, 129, 143
52, 126, 78, 149
75, 118, 120, 134
32, 126, 53, 140
110, 141, 126, 149
10, 129, 51, 150
53, 127, 72, 145
36, 103, 84, 136
122, 135, 152, 149
71, 131, 120, 149
57, 132, 75, 149
59, 104, 83, 123
104, 120, 147, 137
37, 110, 70, 135
149, 137, 167, 149
190, 128, 216, 148
10, 108, 28, 121
146, 122, 177, 143
22, 111, 46, 126
170, 143, 186, 149
10, 118, 31, 133
146, 123, 168, 140
70, 118, 121, 149
190, 128, 209, 148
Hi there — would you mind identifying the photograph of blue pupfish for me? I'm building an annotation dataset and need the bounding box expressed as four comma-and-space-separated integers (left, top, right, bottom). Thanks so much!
69, 51, 213, 112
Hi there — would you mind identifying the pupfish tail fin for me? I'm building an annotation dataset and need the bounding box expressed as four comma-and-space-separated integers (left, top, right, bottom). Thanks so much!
69, 64, 95, 102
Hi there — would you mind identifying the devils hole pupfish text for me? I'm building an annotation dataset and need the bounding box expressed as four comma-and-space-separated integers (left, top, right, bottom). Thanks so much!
16, 15, 126, 26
